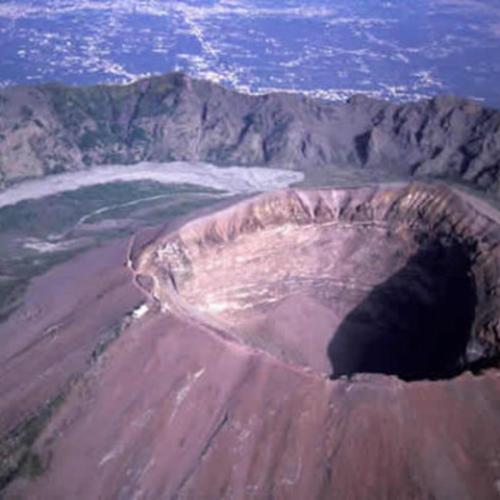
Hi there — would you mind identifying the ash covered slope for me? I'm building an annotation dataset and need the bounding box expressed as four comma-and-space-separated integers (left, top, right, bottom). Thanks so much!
4, 184, 500, 499
0, 72, 499, 191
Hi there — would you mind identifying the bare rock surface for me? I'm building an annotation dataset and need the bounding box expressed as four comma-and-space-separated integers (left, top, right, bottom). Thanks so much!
2, 183, 500, 498
137, 183, 500, 380
1, 73, 500, 194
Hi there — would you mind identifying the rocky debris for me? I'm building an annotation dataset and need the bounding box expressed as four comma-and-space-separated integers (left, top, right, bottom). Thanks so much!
0, 73, 499, 192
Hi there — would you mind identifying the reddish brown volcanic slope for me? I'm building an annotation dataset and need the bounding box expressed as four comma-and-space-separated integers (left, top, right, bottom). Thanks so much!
3, 184, 500, 499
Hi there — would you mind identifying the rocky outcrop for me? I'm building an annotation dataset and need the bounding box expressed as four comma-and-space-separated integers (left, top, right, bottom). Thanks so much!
1, 73, 500, 192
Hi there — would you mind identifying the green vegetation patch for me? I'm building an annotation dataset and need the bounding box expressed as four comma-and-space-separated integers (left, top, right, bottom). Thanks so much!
0, 181, 220, 237
128, 126, 148, 143
78, 129, 102, 150
0, 278, 28, 324
0, 393, 65, 491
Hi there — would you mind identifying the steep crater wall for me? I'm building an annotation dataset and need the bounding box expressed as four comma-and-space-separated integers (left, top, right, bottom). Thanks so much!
136, 184, 500, 381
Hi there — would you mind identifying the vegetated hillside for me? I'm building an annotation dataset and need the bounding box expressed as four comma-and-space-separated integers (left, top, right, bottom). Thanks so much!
0, 72, 499, 191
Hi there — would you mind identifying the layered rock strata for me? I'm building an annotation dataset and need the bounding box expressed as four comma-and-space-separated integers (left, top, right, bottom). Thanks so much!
137, 183, 500, 380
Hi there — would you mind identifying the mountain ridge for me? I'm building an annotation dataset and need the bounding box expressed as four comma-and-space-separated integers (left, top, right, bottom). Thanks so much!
1, 72, 499, 192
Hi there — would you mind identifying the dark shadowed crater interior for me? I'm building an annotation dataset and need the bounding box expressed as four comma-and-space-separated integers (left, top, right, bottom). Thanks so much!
328, 240, 476, 381
145, 188, 500, 382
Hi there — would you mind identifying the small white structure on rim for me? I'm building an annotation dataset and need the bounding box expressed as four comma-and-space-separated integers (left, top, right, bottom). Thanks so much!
132, 303, 149, 319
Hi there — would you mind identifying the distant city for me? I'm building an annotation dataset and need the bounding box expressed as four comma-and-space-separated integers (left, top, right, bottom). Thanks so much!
1, 0, 500, 108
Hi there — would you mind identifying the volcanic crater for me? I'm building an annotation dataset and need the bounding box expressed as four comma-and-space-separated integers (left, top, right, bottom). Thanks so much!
136, 183, 500, 382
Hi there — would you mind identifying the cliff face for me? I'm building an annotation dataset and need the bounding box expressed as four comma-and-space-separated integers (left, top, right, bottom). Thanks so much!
1, 72, 500, 192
